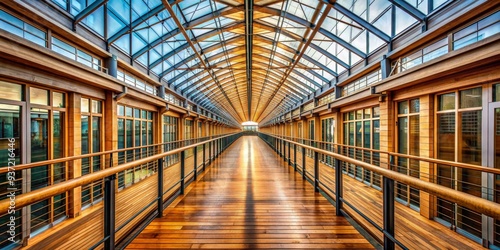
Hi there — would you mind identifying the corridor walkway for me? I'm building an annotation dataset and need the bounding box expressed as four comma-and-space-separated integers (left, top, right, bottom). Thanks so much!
127, 136, 373, 249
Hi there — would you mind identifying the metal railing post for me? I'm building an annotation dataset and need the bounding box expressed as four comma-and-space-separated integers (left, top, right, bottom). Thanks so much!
314, 151, 319, 192
203, 143, 206, 172
193, 146, 198, 181
209, 140, 212, 164
282, 139, 286, 159
302, 146, 306, 180
284, 141, 287, 162
157, 157, 164, 217
288, 140, 291, 165
294, 143, 297, 171
383, 176, 395, 250
180, 150, 185, 195
335, 157, 343, 216
104, 174, 116, 250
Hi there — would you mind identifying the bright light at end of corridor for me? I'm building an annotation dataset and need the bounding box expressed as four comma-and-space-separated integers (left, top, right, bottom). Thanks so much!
242, 121, 258, 126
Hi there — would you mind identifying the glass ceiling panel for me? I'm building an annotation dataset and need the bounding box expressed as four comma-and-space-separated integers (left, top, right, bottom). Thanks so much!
54, 0, 438, 125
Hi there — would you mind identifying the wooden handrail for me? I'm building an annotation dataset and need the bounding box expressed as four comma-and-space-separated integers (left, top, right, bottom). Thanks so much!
264, 133, 500, 175
262, 133, 500, 220
0, 133, 239, 214
0, 133, 234, 173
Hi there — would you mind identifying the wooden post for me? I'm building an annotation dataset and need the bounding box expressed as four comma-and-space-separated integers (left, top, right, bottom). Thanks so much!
67, 92, 82, 218
419, 94, 435, 219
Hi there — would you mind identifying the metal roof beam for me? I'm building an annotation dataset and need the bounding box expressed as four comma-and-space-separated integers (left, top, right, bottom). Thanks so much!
389, 0, 426, 21
331, 2, 391, 43
318, 28, 366, 58
74, 0, 108, 28
308, 43, 350, 69
161, 0, 243, 123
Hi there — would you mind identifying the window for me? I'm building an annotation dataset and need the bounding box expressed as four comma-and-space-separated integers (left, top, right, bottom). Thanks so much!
341, 70, 382, 97
185, 119, 194, 157
117, 70, 157, 95
81, 98, 103, 208
307, 120, 315, 157
0, 81, 23, 101
343, 107, 381, 188
453, 11, 500, 50
0, 85, 67, 242
0, 10, 46, 47
52, 37, 104, 73
396, 99, 420, 211
163, 116, 179, 167
321, 118, 335, 166
117, 105, 155, 188
436, 87, 482, 240
391, 38, 448, 75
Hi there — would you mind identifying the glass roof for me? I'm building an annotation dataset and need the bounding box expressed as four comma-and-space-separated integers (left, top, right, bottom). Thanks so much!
62, 0, 441, 124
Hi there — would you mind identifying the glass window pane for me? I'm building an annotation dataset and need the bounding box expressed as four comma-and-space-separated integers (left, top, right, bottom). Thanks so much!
91, 100, 102, 113
53, 108, 66, 186
0, 104, 21, 166
30, 108, 49, 184
410, 99, 420, 113
125, 107, 133, 117
81, 98, 90, 113
398, 117, 408, 154
355, 121, 362, 147
135, 120, 140, 146
460, 111, 481, 165
118, 119, 124, 149
92, 117, 101, 153
437, 113, 455, 161
134, 108, 140, 118
118, 105, 124, 116
30, 87, 49, 105
363, 121, 371, 148
494, 84, 500, 102
126, 119, 133, 147
364, 108, 371, 119
0, 81, 23, 101
53, 92, 64, 108
81, 114, 89, 173
356, 110, 363, 120
438, 93, 455, 111
460, 87, 482, 108
373, 120, 380, 150
399, 101, 409, 114
409, 116, 420, 156
373, 106, 380, 118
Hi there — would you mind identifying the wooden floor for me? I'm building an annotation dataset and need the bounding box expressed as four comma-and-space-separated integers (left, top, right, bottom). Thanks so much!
127, 136, 373, 249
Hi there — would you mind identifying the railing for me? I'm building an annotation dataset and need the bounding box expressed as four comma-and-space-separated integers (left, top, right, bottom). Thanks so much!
0, 133, 241, 249
258, 132, 500, 250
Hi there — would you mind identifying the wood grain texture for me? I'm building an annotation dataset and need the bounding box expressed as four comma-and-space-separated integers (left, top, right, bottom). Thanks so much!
128, 136, 372, 249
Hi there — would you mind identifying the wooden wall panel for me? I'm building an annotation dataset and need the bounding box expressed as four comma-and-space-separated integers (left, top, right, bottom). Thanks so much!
115, 175, 158, 242
25, 207, 103, 250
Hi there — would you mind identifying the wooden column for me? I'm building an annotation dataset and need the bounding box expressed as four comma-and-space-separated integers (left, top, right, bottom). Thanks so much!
203, 120, 208, 137
67, 92, 82, 217
313, 114, 320, 143
419, 94, 435, 219
194, 118, 200, 139
379, 92, 394, 170
179, 115, 186, 141
104, 91, 118, 165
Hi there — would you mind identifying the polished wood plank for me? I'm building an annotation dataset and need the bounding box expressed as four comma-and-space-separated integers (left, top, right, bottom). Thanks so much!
128, 136, 372, 249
